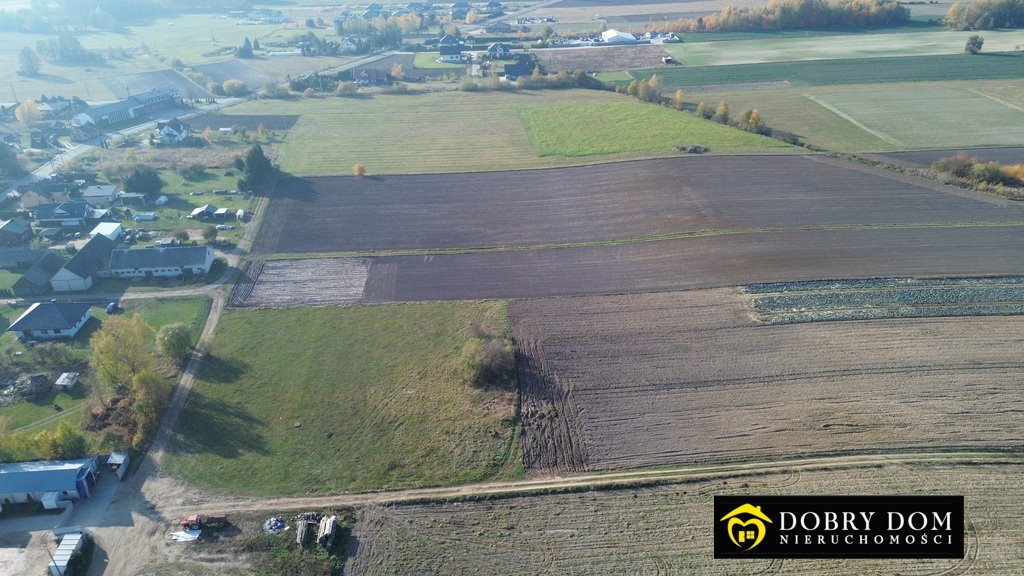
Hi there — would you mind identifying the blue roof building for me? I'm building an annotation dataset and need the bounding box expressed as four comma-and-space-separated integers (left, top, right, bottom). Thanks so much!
0, 457, 100, 509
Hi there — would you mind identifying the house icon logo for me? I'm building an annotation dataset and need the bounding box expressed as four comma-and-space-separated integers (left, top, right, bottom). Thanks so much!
719, 503, 773, 551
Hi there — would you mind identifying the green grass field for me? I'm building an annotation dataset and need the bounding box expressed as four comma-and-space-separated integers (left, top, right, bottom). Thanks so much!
661, 29, 1024, 66
635, 52, 1024, 88
228, 89, 793, 176
519, 102, 788, 156
166, 302, 525, 496
695, 79, 1024, 152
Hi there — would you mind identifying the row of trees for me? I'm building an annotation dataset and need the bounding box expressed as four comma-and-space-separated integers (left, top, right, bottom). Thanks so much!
653, 0, 909, 32
945, 0, 1024, 30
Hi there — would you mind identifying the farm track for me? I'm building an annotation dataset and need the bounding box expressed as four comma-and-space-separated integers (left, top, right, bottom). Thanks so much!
156, 450, 1021, 518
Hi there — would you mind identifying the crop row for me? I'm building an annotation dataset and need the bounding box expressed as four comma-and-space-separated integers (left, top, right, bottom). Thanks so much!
753, 285, 1024, 312
761, 304, 1024, 325
745, 275, 1024, 294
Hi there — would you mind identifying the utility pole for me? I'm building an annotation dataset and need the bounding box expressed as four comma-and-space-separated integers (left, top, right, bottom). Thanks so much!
10, 82, 18, 103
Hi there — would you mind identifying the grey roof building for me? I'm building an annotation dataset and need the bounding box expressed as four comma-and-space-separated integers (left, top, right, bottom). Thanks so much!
7, 301, 93, 340
51, 234, 115, 292
12, 251, 66, 297
108, 245, 215, 277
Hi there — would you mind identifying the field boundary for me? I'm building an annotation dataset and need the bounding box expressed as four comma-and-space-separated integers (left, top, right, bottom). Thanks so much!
967, 88, 1024, 114
804, 94, 904, 147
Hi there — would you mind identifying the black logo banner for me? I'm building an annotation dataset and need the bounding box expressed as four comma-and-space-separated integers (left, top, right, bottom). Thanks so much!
714, 495, 964, 559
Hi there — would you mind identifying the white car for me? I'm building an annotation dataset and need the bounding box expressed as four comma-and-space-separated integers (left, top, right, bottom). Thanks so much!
215, 224, 234, 231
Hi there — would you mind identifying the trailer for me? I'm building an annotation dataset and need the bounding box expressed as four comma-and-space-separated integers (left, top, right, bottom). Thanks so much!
180, 514, 228, 530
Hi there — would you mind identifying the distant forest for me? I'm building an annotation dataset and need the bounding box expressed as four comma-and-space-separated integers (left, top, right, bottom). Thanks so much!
0, 0, 252, 32
945, 0, 1024, 30
652, 0, 911, 32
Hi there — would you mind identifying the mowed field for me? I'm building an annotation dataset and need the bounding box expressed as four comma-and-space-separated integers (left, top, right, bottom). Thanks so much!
225, 89, 787, 176
511, 289, 1024, 473
253, 155, 1023, 255
166, 303, 524, 496
694, 80, 1024, 152
662, 29, 1024, 66
347, 462, 1024, 575
533, 45, 675, 72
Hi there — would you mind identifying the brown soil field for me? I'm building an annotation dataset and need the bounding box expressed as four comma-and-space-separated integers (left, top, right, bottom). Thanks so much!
863, 147, 1024, 169
345, 462, 1023, 575
363, 226, 1024, 302
536, 0, 769, 22
190, 60, 275, 90
189, 113, 300, 131
229, 259, 368, 308
253, 155, 1024, 255
103, 69, 210, 99
534, 45, 674, 72
510, 289, 1024, 473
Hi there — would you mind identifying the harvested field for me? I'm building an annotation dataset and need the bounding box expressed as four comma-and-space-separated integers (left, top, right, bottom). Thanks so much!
103, 69, 210, 99
864, 147, 1024, 169
254, 156, 1024, 254
346, 462, 1024, 575
189, 114, 300, 131
229, 259, 368, 308
190, 60, 274, 89
510, 289, 1024, 473
534, 45, 673, 72
748, 276, 1024, 324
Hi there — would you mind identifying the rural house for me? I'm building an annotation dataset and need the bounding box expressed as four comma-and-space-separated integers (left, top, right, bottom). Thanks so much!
50, 234, 115, 292
74, 87, 179, 129
18, 180, 70, 209
439, 44, 463, 62
154, 117, 190, 145
340, 37, 359, 53
6, 301, 93, 340
504, 60, 534, 81
80, 184, 119, 208
90, 222, 124, 241
190, 204, 218, 219
487, 43, 511, 58
438, 34, 461, 47
486, 22, 514, 33
34, 201, 94, 228
107, 245, 215, 278
0, 218, 33, 245
0, 457, 100, 510
12, 251, 66, 297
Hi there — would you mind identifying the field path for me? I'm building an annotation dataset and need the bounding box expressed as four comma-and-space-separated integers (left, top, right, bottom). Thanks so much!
155, 450, 1020, 518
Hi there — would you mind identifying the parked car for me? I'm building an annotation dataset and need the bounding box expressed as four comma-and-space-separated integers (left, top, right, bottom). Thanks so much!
215, 224, 234, 231
105, 302, 119, 314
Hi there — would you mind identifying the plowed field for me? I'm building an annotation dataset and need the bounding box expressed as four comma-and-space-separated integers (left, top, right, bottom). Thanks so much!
346, 462, 1023, 575
254, 155, 1024, 254
510, 289, 1024, 473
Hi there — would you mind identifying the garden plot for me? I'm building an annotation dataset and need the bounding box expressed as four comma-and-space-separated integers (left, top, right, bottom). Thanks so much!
229, 259, 368, 308
103, 69, 210, 99
510, 289, 1024, 473
747, 276, 1024, 324
190, 60, 274, 89
346, 462, 1024, 575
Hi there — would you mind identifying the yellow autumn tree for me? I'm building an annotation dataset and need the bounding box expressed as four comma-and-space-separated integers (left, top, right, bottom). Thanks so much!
90, 314, 156, 395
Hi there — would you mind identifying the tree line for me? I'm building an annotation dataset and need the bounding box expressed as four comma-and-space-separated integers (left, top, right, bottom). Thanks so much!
651, 0, 909, 32
945, 0, 1024, 30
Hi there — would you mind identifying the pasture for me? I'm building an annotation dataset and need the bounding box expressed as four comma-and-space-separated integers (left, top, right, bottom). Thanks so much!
347, 461, 1023, 574
227, 89, 787, 177
533, 45, 675, 72
662, 29, 1024, 66
511, 289, 1024, 473
165, 302, 524, 496
519, 102, 786, 155
253, 156, 1023, 255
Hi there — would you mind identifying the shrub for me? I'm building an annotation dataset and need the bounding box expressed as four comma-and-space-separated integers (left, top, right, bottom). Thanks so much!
222, 79, 249, 96
352, 163, 367, 176
177, 163, 207, 181
930, 153, 975, 179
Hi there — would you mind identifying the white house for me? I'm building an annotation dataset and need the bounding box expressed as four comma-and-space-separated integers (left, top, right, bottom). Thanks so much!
81, 184, 118, 208
601, 29, 637, 44
107, 245, 215, 278
154, 117, 190, 145
340, 37, 359, 53
439, 44, 462, 62
7, 302, 93, 341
